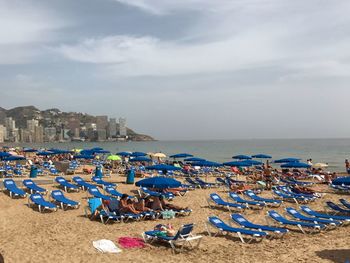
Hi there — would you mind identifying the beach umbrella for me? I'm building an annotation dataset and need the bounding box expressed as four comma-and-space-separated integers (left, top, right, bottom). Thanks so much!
280, 162, 311, 168
251, 154, 272, 159
245, 160, 263, 165
145, 164, 181, 171
275, 158, 301, 163
135, 176, 181, 189
94, 150, 110, 154
192, 161, 223, 167
0, 152, 11, 158
332, 176, 350, 186
91, 147, 103, 151
169, 153, 193, 159
3, 156, 26, 161
184, 157, 206, 162
73, 155, 94, 159
232, 155, 252, 160
152, 153, 167, 158
37, 151, 55, 156
312, 163, 328, 169
116, 152, 131, 157
129, 156, 152, 162
49, 149, 72, 154
130, 152, 147, 157
107, 155, 122, 161
80, 149, 94, 155
223, 161, 253, 167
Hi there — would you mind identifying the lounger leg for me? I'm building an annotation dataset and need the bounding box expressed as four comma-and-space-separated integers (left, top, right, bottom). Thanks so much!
297, 224, 305, 234
237, 232, 245, 243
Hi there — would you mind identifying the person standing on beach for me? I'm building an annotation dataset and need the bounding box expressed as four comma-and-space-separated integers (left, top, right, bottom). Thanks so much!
345, 159, 350, 173
263, 164, 273, 190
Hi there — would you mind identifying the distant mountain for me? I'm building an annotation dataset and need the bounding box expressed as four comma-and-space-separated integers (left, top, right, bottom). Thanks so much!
0, 106, 154, 141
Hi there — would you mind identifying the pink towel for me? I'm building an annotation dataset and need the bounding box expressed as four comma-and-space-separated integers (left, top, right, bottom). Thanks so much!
118, 237, 146, 249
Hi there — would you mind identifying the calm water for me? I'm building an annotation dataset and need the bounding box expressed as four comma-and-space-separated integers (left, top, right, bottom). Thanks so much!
8, 138, 350, 171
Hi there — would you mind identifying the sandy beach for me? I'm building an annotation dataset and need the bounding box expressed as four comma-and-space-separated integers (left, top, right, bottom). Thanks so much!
1, 173, 349, 263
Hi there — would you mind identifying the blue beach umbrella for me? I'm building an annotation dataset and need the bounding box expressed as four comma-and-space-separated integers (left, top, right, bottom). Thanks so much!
245, 160, 263, 165
80, 149, 94, 155
251, 154, 272, 159
223, 161, 253, 167
145, 164, 181, 171
0, 152, 11, 158
280, 162, 310, 168
332, 176, 350, 186
169, 153, 193, 159
3, 156, 26, 161
274, 158, 301, 163
91, 147, 103, 151
130, 152, 147, 157
192, 161, 223, 167
37, 151, 55, 156
93, 150, 110, 154
136, 176, 181, 189
184, 157, 206, 162
116, 152, 131, 157
232, 155, 252, 160
129, 156, 152, 162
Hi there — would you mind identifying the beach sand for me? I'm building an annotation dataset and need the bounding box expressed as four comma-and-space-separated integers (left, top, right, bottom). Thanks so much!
0, 174, 349, 263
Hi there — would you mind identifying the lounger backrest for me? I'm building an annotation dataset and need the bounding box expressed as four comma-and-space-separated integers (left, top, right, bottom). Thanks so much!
209, 217, 225, 228
210, 194, 223, 203
31, 194, 44, 202
24, 180, 34, 185
56, 178, 65, 183
52, 190, 63, 196
232, 214, 248, 223
4, 180, 15, 186
175, 224, 194, 239
269, 211, 283, 220
287, 208, 298, 215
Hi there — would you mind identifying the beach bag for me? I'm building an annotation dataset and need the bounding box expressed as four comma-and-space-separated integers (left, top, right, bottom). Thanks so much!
161, 210, 176, 219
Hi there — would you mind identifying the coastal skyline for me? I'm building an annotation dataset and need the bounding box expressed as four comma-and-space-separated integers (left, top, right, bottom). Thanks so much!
1, 0, 349, 140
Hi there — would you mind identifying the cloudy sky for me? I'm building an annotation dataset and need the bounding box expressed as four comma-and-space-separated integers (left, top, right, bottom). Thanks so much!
1, 0, 349, 140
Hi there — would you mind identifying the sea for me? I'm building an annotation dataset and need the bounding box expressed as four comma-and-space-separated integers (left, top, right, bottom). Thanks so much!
7, 138, 350, 172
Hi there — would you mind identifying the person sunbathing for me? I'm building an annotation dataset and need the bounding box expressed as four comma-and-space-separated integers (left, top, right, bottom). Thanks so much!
119, 194, 141, 214
291, 185, 315, 195
151, 196, 188, 211
134, 197, 153, 212
229, 183, 254, 193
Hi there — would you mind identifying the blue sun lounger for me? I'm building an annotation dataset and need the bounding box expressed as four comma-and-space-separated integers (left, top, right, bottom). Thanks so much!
51, 190, 80, 210
92, 177, 116, 188
300, 205, 350, 225
279, 186, 316, 199
105, 186, 123, 198
185, 178, 203, 188
206, 216, 267, 243
208, 193, 246, 211
3, 179, 27, 198
84, 198, 123, 224
195, 178, 217, 188
273, 190, 311, 203
285, 207, 340, 229
55, 176, 80, 192
229, 192, 265, 209
326, 201, 350, 214
139, 187, 174, 200
143, 223, 202, 253
231, 214, 288, 238
88, 187, 112, 201
73, 176, 95, 190
267, 210, 325, 234
244, 190, 282, 207
339, 199, 350, 209
29, 193, 57, 213
23, 179, 47, 194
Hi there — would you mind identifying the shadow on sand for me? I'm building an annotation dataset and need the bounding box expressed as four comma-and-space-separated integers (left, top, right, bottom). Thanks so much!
316, 249, 350, 263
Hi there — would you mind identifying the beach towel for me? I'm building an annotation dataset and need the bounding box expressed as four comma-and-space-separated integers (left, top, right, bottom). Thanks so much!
118, 237, 146, 249
92, 239, 122, 253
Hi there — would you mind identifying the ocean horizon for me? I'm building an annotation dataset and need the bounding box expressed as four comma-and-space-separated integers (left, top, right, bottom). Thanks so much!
4, 138, 349, 171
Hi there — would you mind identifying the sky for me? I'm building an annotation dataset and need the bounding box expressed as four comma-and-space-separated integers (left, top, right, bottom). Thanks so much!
1, 0, 350, 140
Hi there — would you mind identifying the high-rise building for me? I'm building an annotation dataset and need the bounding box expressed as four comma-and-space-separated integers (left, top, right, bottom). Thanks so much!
27, 119, 39, 133
119, 117, 127, 137
0, 125, 5, 143
5, 117, 17, 142
34, 126, 44, 143
96, 116, 108, 130
97, 129, 107, 141
20, 129, 32, 143
108, 118, 117, 138
68, 118, 80, 138
44, 127, 57, 142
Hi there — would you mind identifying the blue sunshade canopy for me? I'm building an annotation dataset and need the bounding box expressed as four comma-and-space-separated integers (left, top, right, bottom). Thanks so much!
130, 152, 147, 157
275, 158, 301, 163
251, 154, 272, 159
116, 152, 131, 156
184, 157, 206, 162
332, 176, 350, 186
3, 156, 26, 161
23, 148, 38, 153
129, 156, 152, 162
145, 164, 181, 171
0, 152, 11, 157
223, 161, 253, 167
169, 153, 193, 158
232, 155, 252, 160
136, 176, 181, 189
37, 151, 55, 156
192, 161, 223, 167
245, 160, 263, 165
280, 162, 310, 168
